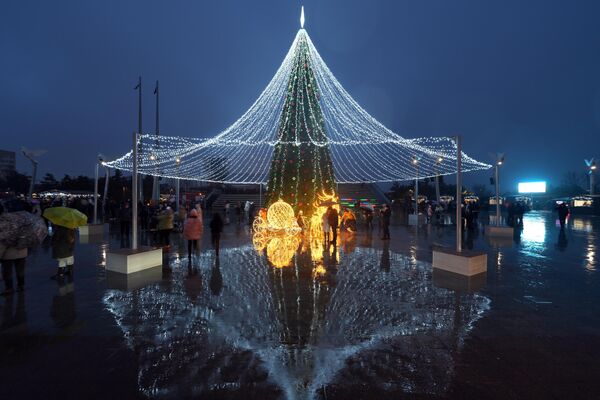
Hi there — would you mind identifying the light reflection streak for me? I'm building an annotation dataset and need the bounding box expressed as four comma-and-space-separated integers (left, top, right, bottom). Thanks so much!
103, 245, 489, 399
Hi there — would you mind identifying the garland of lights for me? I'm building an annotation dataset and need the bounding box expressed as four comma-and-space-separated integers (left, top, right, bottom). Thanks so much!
105, 29, 491, 184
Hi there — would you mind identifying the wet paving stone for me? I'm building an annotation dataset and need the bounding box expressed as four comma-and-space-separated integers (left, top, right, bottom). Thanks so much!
0, 211, 599, 399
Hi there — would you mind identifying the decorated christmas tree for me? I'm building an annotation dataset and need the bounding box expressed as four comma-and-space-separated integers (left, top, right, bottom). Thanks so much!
266, 31, 337, 215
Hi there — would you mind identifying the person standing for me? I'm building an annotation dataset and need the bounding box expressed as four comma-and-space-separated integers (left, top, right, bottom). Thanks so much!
381, 204, 391, 240
327, 206, 339, 246
322, 209, 330, 244
209, 213, 224, 256
557, 202, 569, 229
119, 202, 132, 240
156, 207, 174, 247
0, 204, 28, 296
51, 225, 76, 278
183, 209, 203, 260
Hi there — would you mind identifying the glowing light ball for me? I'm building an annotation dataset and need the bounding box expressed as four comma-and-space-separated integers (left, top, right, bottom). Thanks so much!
267, 200, 297, 230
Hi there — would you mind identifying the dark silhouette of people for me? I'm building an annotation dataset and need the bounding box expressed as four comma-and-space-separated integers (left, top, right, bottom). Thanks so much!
327, 206, 339, 246
210, 257, 223, 296
119, 202, 132, 244
557, 202, 569, 229
380, 241, 391, 272
381, 204, 391, 240
210, 213, 224, 256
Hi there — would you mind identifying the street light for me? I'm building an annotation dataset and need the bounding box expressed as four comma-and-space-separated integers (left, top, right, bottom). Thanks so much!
494, 153, 505, 226
585, 158, 596, 195
412, 156, 420, 215
435, 156, 443, 203
175, 157, 181, 211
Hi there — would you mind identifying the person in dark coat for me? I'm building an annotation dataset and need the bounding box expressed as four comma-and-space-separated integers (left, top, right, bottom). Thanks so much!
0, 204, 29, 296
557, 202, 569, 229
209, 213, 224, 256
327, 206, 339, 246
119, 203, 132, 239
51, 225, 76, 278
381, 204, 391, 240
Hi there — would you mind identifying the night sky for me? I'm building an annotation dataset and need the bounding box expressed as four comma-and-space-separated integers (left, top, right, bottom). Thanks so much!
2, 0, 600, 192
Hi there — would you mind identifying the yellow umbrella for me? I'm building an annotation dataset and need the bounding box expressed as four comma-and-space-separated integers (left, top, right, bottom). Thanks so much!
43, 207, 88, 229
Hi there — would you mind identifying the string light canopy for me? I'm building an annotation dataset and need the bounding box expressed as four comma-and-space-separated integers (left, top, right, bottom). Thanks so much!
106, 9, 490, 184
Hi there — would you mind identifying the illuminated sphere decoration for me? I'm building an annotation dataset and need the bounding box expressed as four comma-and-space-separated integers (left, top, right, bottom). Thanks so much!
267, 200, 297, 231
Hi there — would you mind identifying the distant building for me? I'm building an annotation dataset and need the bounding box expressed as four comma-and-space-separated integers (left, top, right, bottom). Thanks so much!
0, 150, 16, 178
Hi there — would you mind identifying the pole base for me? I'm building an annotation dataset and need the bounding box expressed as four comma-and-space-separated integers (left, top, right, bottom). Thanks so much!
79, 223, 109, 236
106, 246, 163, 274
432, 246, 487, 276
106, 266, 162, 291
408, 214, 426, 226
432, 268, 486, 292
484, 225, 514, 237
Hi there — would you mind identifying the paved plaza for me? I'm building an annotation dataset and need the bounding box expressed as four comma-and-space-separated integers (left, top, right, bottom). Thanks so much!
1, 211, 599, 399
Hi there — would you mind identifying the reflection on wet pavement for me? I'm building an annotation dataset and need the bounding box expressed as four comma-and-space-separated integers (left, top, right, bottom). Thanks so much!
103, 245, 488, 399
1, 211, 600, 399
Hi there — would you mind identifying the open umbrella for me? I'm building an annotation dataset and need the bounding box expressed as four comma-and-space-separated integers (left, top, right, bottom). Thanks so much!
0, 211, 48, 248
43, 207, 88, 229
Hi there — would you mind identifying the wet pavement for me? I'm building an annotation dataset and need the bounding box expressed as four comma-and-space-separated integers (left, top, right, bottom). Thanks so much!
1, 210, 599, 399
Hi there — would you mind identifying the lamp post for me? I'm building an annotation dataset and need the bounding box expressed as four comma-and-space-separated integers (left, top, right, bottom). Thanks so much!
21, 149, 39, 200
586, 158, 596, 195
494, 154, 505, 226
175, 157, 181, 211
93, 161, 99, 224
455, 135, 462, 253
132, 131, 139, 250
435, 156, 443, 204
413, 156, 420, 215
153, 80, 160, 203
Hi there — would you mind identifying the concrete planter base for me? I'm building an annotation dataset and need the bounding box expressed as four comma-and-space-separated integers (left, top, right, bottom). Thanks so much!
432, 247, 487, 276
432, 268, 486, 292
106, 246, 163, 274
485, 225, 514, 237
408, 214, 426, 226
79, 223, 109, 236
106, 266, 163, 291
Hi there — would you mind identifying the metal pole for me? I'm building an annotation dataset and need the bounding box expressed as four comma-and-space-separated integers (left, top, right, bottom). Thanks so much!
414, 164, 419, 215
259, 183, 262, 208
176, 179, 180, 212
103, 166, 109, 221
137, 76, 143, 204
93, 163, 99, 224
591, 171, 595, 196
29, 161, 37, 200
132, 131, 139, 250
153, 80, 159, 202
456, 135, 462, 253
435, 169, 440, 204
495, 164, 500, 226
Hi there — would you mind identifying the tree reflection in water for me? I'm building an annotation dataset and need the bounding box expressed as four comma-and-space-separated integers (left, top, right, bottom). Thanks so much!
103, 241, 489, 399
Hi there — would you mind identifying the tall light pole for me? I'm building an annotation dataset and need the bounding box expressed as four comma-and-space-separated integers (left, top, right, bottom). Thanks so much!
586, 158, 596, 195
413, 156, 420, 215
21, 148, 44, 200
134, 76, 143, 204
153, 80, 160, 203
93, 160, 99, 224
435, 156, 443, 204
455, 136, 462, 253
494, 154, 505, 226
175, 157, 181, 211
132, 131, 139, 250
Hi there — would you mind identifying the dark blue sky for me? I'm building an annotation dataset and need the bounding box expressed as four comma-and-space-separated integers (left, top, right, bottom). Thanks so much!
2, 0, 600, 192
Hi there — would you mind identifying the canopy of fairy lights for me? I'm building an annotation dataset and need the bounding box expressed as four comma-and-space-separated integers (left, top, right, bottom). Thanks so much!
106, 19, 490, 183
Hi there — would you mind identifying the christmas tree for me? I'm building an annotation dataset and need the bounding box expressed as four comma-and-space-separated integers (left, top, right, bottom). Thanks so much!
266, 31, 337, 215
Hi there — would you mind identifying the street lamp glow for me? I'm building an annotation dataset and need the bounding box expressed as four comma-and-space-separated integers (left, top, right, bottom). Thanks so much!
150, 154, 156, 161
175, 157, 181, 164
437, 156, 443, 164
